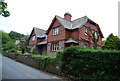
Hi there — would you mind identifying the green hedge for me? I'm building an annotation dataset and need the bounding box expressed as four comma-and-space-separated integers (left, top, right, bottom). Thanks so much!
62, 46, 120, 81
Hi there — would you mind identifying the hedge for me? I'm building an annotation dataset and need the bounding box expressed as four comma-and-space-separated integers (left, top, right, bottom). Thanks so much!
3, 47, 120, 81
61, 46, 120, 81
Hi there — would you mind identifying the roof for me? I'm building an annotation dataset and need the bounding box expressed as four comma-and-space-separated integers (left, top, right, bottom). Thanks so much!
46, 14, 104, 38
56, 16, 88, 30
34, 27, 46, 38
37, 41, 47, 45
28, 27, 46, 40
65, 37, 78, 43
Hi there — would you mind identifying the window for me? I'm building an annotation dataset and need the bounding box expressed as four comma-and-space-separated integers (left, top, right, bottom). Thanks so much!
51, 43, 59, 51
45, 35, 47, 40
95, 32, 98, 39
84, 44, 87, 48
53, 28, 59, 35
85, 28, 88, 35
32, 36, 35, 41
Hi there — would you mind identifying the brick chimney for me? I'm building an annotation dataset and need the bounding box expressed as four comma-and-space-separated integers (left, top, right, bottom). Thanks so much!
64, 12, 72, 21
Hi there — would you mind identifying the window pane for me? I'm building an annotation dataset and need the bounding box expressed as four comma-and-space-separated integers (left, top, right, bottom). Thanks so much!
53, 29, 55, 35
55, 28, 57, 35
32, 36, 35, 40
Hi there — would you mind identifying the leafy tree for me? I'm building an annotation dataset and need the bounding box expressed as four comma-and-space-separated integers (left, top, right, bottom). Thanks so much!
1, 30, 17, 51
1, 30, 11, 50
4, 39, 17, 51
9, 31, 25, 40
0, 0, 10, 17
85, 26, 100, 49
103, 33, 120, 50
20, 36, 28, 53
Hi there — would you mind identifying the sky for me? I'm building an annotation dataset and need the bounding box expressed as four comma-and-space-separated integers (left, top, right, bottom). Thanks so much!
0, 0, 119, 38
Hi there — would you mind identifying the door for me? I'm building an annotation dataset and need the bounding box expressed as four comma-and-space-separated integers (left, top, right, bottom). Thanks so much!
39, 45, 43, 55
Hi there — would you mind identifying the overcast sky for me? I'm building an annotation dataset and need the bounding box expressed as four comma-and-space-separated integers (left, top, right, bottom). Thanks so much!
0, 0, 119, 38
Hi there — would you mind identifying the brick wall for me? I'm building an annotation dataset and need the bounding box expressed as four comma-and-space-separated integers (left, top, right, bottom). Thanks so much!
29, 32, 37, 46
79, 22, 102, 47
47, 20, 66, 42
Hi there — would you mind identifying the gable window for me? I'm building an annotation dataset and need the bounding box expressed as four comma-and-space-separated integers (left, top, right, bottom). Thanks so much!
51, 43, 59, 51
53, 27, 59, 35
85, 28, 88, 35
44, 35, 47, 40
32, 36, 35, 41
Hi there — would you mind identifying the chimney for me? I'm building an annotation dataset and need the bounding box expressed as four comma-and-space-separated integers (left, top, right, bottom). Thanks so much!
64, 12, 72, 21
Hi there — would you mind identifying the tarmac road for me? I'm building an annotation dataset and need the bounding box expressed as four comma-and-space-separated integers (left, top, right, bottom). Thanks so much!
2, 55, 65, 81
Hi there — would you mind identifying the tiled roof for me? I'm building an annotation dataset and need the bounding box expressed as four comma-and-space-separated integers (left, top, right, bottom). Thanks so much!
65, 37, 78, 43
56, 15, 104, 38
33, 27, 46, 38
56, 16, 88, 30
28, 27, 46, 40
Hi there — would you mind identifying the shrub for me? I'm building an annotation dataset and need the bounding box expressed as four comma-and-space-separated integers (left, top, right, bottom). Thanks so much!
56, 50, 63, 61
61, 46, 120, 81
17, 51, 22, 54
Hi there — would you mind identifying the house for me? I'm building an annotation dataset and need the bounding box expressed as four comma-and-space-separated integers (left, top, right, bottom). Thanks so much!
28, 27, 47, 55
28, 13, 104, 55
46, 13, 104, 55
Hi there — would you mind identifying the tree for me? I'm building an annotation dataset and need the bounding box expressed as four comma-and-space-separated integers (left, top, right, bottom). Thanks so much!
103, 33, 120, 50
1, 30, 11, 50
85, 26, 100, 49
9, 31, 25, 40
0, 0, 10, 17
4, 39, 17, 52
1, 30, 17, 51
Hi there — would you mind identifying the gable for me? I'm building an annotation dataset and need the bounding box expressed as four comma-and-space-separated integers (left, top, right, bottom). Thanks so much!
46, 15, 104, 38
46, 16, 61, 35
28, 27, 46, 41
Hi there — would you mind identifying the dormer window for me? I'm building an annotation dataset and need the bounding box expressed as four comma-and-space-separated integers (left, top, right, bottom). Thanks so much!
32, 36, 35, 41
85, 28, 88, 35
53, 27, 59, 35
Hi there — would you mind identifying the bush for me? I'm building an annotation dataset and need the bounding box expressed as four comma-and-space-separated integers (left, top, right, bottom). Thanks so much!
16, 51, 22, 54
61, 46, 120, 81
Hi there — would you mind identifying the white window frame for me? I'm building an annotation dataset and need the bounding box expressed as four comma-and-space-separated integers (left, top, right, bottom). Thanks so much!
51, 43, 59, 51
84, 44, 87, 48
53, 27, 59, 36
85, 28, 88, 35
32, 36, 35, 41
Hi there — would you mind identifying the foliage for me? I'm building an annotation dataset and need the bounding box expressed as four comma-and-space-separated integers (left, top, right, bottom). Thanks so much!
16, 51, 22, 54
0, 0, 10, 17
9, 31, 25, 40
61, 46, 120, 81
1, 31, 17, 51
8, 31, 29, 53
32, 48, 36, 54
56, 50, 63, 61
32, 55, 57, 67
85, 26, 100, 49
1, 30, 29, 53
103, 33, 120, 50
4, 39, 17, 51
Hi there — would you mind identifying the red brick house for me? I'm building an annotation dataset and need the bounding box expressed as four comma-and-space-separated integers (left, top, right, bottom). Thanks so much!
29, 13, 104, 55
46, 13, 104, 55
28, 27, 47, 55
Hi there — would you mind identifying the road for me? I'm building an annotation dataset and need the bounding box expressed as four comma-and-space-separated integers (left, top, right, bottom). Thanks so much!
2, 55, 65, 81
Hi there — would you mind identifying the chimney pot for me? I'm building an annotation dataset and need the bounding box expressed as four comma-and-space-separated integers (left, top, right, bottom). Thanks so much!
64, 12, 72, 21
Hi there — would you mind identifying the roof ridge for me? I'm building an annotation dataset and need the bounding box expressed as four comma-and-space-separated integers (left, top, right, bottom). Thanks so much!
72, 16, 87, 22
56, 15, 72, 23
